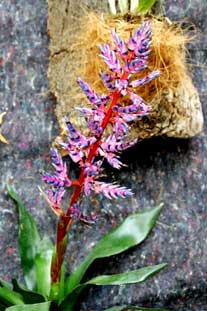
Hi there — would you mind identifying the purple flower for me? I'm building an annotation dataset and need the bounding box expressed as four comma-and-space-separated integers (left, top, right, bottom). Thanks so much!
112, 114, 130, 136
84, 160, 103, 177
76, 107, 105, 136
111, 29, 128, 57
42, 149, 72, 214
93, 181, 133, 200
100, 71, 116, 92
99, 149, 123, 169
47, 187, 65, 208
125, 59, 147, 74
70, 203, 96, 225
42, 149, 71, 188
128, 22, 151, 54
43, 22, 159, 223
101, 135, 136, 153
59, 118, 97, 162
84, 176, 94, 196
77, 78, 110, 108
99, 43, 122, 73
130, 70, 160, 88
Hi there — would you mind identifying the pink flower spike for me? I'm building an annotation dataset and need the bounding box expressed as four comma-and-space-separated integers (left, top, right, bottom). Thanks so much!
84, 160, 103, 177
99, 43, 122, 73
100, 71, 116, 92
50, 149, 64, 172
47, 188, 65, 214
101, 135, 137, 153
125, 59, 147, 74
129, 93, 150, 112
93, 181, 133, 200
117, 100, 144, 114
118, 112, 145, 122
64, 118, 96, 148
128, 22, 151, 53
106, 153, 123, 169
112, 115, 130, 136
98, 147, 123, 169
42, 149, 71, 188
84, 176, 94, 196
114, 76, 130, 95
77, 78, 109, 107
39, 187, 63, 217
76, 107, 105, 136
70, 204, 97, 225
111, 29, 128, 57
130, 70, 160, 88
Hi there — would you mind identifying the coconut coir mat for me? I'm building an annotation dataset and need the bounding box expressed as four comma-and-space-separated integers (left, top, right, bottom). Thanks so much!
47, 0, 203, 143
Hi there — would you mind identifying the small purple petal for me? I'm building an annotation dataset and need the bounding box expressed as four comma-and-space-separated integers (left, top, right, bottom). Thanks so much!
70, 204, 96, 225
93, 181, 133, 199
100, 71, 116, 92
130, 70, 160, 88
101, 135, 137, 153
111, 29, 128, 57
99, 43, 122, 73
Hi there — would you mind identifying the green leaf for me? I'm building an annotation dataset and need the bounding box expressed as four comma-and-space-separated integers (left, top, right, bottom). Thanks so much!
0, 288, 23, 306
0, 280, 12, 290
59, 285, 85, 311
138, 0, 157, 13
61, 263, 166, 310
65, 205, 162, 296
7, 185, 41, 291
105, 306, 169, 311
35, 237, 53, 298
11, 280, 45, 304
49, 283, 59, 303
58, 264, 65, 303
86, 264, 167, 286
5, 302, 51, 311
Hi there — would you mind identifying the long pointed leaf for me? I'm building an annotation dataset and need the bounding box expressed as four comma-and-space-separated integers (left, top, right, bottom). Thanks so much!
0, 288, 23, 306
138, 0, 157, 13
65, 205, 162, 296
7, 186, 40, 291
0, 280, 12, 290
105, 306, 169, 311
86, 264, 167, 286
58, 264, 65, 304
59, 285, 85, 311
5, 302, 51, 311
35, 237, 53, 298
11, 280, 45, 304
61, 263, 166, 310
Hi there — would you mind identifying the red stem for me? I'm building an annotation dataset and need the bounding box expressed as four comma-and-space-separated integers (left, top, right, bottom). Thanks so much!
51, 73, 128, 284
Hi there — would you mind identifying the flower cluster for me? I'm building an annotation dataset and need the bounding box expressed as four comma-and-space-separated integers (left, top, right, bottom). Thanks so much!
42, 149, 71, 216
42, 22, 159, 223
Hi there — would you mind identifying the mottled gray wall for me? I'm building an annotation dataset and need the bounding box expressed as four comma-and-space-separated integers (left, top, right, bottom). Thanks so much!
0, 1, 207, 310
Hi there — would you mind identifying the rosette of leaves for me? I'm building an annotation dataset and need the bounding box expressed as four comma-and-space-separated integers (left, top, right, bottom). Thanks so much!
0, 186, 169, 311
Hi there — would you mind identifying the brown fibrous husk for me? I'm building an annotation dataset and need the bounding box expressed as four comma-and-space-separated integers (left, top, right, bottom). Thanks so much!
72, 13, 188, 100
48, 10, 203, 143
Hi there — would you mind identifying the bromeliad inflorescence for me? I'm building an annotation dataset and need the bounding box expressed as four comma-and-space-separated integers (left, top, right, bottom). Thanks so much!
42, 21, 160, 283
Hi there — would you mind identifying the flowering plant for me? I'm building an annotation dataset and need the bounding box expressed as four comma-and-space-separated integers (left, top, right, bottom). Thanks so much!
2, 22, 168, 311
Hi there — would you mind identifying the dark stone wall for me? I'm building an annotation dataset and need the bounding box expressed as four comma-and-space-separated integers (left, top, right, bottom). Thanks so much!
0, 1, 206, 310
